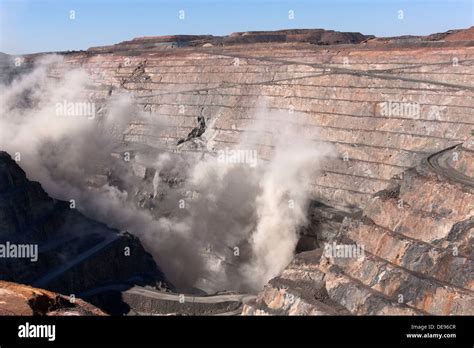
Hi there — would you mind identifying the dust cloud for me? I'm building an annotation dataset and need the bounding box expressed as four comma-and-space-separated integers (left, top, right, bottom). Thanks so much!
0, 56, 333, 293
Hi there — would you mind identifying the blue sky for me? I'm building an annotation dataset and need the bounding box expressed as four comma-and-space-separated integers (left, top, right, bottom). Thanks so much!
0, 0, 472, 54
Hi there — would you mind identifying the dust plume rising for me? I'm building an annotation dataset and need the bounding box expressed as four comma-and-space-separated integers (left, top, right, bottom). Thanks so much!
0, 57, 333, 293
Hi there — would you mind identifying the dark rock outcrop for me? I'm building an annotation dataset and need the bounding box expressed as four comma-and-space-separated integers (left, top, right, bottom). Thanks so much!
0, 151, 173, 313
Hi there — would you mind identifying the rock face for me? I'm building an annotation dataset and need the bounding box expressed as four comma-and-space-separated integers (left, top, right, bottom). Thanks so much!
243, 144, 473, 315
0, 151, 172, 313
0, 281, 106, 316
1, 27, 473, 315
37, 27, 472, 212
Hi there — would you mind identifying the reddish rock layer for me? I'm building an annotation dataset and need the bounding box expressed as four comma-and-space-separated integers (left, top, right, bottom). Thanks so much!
0, 281, 106, 316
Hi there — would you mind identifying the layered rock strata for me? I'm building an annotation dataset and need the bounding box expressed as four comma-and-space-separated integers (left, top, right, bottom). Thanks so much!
243, 145, 473, 315
33, 27, 473, 212
1, 27, 473, 315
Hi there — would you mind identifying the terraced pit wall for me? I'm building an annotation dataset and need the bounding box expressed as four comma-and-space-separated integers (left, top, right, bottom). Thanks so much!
52, 41, 474, 211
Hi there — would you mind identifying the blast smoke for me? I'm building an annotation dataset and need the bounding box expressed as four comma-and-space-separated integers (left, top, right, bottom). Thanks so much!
0, 56, 333, 293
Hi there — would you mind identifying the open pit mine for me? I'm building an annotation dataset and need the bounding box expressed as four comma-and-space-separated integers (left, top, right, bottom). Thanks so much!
0, 28, 473, 316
